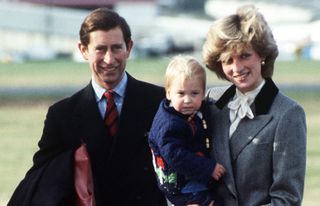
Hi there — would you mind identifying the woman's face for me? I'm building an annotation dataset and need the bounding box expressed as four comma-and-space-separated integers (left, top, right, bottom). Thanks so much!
221, 48, 264, 93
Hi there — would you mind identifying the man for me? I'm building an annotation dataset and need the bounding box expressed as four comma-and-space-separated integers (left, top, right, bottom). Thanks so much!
8, 8, 166, 206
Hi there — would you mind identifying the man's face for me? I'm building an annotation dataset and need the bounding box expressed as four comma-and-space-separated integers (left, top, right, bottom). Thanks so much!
78, 27, 133, 89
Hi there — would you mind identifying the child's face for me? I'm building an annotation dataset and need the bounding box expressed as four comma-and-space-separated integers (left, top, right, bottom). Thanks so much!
166, 76, 204, 115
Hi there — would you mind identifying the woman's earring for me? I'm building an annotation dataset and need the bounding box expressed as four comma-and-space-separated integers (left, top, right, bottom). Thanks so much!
261, 60, 265, 65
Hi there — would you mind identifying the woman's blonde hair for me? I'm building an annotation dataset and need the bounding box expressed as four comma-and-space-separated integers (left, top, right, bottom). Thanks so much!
202, 4, 278, 80
165, 55, 206, 92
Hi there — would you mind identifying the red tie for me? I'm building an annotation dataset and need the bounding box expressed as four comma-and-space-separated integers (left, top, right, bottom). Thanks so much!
104, 90, 119, 137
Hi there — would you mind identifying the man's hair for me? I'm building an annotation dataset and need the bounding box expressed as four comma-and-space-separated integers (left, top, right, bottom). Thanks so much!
79, 8, 131, 48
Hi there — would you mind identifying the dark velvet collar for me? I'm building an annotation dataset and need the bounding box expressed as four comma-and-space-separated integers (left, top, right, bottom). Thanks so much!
215, 78, 279, 115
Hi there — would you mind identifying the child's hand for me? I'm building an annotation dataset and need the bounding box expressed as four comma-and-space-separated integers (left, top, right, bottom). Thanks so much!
212, 163, 225, 181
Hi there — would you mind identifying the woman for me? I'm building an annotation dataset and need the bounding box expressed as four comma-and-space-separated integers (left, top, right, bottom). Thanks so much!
202, 5, 306, 206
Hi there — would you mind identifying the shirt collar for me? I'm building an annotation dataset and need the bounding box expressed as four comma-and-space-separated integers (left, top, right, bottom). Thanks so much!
234, 79, 265, 105
91, 72, 128, 102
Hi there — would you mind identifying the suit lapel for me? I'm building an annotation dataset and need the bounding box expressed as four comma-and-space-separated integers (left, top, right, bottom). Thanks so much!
208, 103, 238, 198
228, 78, 278, 160
73, 84, 113, 161
229, 114, 273, 160
106, 75, 150, 174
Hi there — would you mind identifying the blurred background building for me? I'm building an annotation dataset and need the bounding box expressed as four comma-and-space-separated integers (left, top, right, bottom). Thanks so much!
0, 0, 319, 62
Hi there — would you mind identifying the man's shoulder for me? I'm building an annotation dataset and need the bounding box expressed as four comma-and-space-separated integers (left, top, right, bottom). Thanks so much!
49, 85, 90, 111
131, 77, 164, 91
127, 75, 165, 97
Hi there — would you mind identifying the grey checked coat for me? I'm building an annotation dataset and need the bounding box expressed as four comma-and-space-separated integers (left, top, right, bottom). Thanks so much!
205, 78, 306, 206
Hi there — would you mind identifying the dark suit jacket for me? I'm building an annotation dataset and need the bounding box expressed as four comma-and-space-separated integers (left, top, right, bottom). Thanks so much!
8, 73, 167, 206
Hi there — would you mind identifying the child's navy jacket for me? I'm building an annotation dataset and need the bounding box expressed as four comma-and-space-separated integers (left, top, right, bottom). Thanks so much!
148, 99, 217, 195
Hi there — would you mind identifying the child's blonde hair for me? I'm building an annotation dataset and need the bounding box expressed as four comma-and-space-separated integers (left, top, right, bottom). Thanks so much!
165, 55, 206, 92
